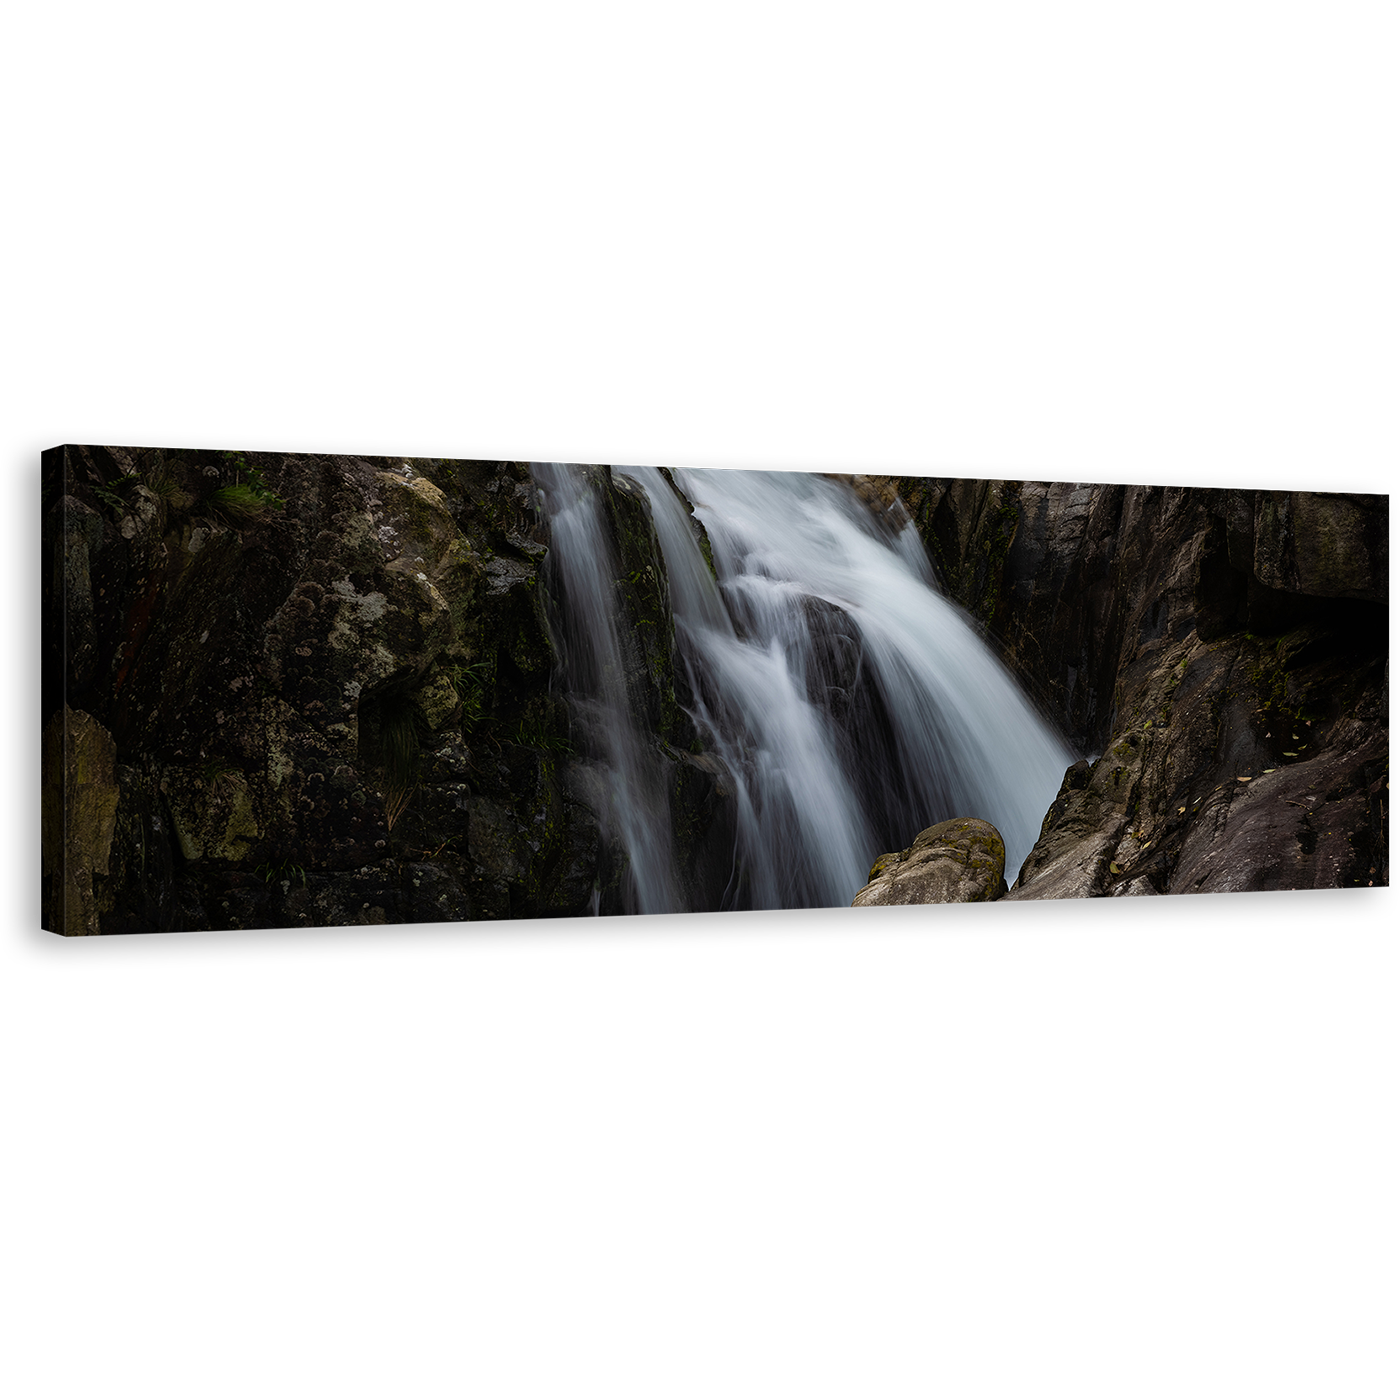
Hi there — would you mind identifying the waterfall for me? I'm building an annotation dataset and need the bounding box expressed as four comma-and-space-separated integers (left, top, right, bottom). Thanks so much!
535, 464, 1074, 913
532, 462, 681, 915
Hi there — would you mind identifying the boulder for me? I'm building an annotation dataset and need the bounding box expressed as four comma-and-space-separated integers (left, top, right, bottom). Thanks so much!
852, 817, 1007, 906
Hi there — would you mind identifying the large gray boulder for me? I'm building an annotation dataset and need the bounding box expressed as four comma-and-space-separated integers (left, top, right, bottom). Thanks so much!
852, 818, 1007, 906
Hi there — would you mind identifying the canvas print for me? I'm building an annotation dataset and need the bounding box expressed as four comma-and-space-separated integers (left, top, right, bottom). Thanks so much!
41, 446, 1389, 935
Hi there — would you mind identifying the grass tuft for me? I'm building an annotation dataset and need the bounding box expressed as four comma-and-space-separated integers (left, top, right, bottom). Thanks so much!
207, 484, 280, 526
364, 685, 424, 831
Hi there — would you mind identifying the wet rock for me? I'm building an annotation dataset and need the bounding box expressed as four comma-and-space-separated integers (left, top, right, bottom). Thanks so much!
799, 596, 864, 720
668, 749, 739, 911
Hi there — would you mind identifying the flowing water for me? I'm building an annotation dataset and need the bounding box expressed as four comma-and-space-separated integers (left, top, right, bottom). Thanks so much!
531, 462, 681, 915
534, 463, 1074, 914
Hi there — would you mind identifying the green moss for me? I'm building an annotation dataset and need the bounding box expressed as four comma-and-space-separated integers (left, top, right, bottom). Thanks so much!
604, 473, 685, 744
867, 853, 898, 881
696, 526, 716, 580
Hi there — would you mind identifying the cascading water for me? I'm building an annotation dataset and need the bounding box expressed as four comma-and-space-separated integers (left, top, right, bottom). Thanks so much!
532, 462, 681, 915
535, 463, 1074, 914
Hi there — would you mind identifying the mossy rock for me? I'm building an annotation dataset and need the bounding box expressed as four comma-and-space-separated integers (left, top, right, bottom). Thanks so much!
852, 817, 1007, 906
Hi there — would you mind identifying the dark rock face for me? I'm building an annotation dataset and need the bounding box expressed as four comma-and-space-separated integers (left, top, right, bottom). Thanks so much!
42, 446, 1387, 932
41, 706, 121, 936
534, 464, 735, 915
42, 446, 725, 933
877, 474, 1388, 898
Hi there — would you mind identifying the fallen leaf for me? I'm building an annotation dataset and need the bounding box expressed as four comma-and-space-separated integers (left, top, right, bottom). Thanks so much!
1109, 862, 1122, 873
1261, 768, 1275, 773
1178, 806, 1186, 813
1237, 776, 1251, 782
1283, 752, 1298, 757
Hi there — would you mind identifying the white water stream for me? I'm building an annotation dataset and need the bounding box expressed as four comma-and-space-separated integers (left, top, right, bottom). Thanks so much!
535, 464, 1073, 913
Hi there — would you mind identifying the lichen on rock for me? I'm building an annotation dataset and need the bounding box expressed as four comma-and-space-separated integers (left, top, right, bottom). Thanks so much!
41, 446, 600, 932
852, 817, 1007, 905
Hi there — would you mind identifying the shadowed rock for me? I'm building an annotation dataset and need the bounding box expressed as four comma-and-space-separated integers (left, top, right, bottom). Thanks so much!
851, 474, 1388, 898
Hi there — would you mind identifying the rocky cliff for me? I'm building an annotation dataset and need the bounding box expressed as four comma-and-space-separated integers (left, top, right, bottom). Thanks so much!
865, 476, 1389, 896
41, 446, 722, 934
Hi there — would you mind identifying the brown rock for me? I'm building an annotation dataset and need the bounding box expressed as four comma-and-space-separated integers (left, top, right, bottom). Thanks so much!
42, 707, 120, 935
852, 817, 1007, 906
